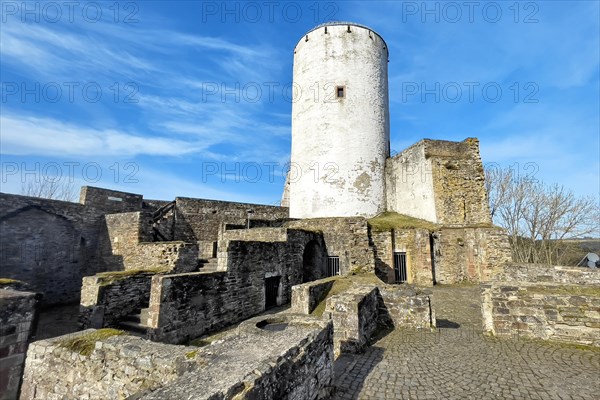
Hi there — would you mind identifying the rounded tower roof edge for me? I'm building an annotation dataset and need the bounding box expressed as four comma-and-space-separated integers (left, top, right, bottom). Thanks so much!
296, 21, 389, 57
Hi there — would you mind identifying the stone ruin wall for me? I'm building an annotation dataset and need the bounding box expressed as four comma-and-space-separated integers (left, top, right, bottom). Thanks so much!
434, 226, 512, 284
370, 225, 511, 285
426, 138, 491, 226
286, 217, 375, 275
291, 278, 434, 358
371, 228, 433, 285
482, 264, 600, 346
0, 192, 111, 305
21, 317, 334, 400
385, 138, 492, 226
0, 289, 40, 400
103, 211, 198, 273
172, 197, 288, 245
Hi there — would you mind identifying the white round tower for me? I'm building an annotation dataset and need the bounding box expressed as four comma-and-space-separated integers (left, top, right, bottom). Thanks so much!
289, 22, 390, 218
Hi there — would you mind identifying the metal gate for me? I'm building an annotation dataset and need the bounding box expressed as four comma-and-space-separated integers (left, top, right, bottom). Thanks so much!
394, 252, 407, 283
265, 276, 280, 309
327, 256, 340, 277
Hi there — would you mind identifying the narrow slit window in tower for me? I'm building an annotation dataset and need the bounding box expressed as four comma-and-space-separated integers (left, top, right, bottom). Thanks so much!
336, 86, 345, 98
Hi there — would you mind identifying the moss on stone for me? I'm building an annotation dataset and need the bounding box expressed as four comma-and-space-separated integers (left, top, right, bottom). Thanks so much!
310, 273, 383, 317
185, 350, 198, 359
525, 285, 600, 297
368, 212, 439, 232
57, 329, 124, 356
0, 278, 22, 285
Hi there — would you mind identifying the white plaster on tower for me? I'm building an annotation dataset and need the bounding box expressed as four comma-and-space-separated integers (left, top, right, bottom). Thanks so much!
288, 22, 390, 218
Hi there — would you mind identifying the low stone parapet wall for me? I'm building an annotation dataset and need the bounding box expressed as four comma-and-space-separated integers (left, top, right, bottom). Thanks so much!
220, 227, 288, 242
491, 263, 600, 285
20, 316, 334, 400
20, 329, 197, 399
481, 283, 600, 346
290, 277, 336, 314
378, 286, 434, 329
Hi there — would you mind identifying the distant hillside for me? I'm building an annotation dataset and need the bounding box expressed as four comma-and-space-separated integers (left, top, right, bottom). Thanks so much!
555, 239, 600, 266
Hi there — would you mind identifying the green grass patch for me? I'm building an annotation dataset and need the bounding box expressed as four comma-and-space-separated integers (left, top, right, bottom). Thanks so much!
310, 273, 384, 317
368, 212, 439, 232
525, 285, 600, 297
0, 278, 22, 285
57, 329, 124, 356
185, 350, 198, 359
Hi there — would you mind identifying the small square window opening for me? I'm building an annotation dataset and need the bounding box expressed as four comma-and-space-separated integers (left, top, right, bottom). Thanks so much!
336, 86, 345, 98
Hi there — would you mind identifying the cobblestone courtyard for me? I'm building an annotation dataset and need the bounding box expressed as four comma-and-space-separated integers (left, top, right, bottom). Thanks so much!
333, 286, 600, 400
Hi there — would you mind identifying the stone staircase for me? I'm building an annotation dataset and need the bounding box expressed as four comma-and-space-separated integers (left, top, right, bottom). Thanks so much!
118, 307, 150, 337
198, 258, 219, 273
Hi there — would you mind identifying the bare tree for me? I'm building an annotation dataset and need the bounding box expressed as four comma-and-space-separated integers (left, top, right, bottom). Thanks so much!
21, 176, 77, 202
485, 166, 599, 265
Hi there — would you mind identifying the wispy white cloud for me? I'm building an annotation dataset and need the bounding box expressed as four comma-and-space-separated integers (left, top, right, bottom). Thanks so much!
0, 113, 202, 157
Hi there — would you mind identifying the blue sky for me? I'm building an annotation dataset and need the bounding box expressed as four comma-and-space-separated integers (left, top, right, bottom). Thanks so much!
1, 0, 599, 205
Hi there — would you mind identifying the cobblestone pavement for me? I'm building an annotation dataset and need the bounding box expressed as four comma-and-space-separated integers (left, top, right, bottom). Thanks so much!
333, 285, 600, 400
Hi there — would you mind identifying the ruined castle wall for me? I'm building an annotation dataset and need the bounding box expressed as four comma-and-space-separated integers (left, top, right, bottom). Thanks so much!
434, 227, 512, 284
427, 139, 492, 225
79, 271, 160, 329
79, 186, 142, 213
291, 277, 336, 314
172, 197, 288, 243
286, 217, 375, 274
378, 286, 434, 329
148, 230, 317, 344
104, 212, 198, 272
0, 289, 40, 400
325, 285, 380, 356
20, 331, 197, 400
385, 139, 492, 226
22, 319, 334, 400
482, 283, 600, 346
371, 228, 433, 285
482, 264, 600, 346
385, 143, 437, 222
220, 227, 288, 243
0, 193, 109, 305
491, 263, 600, 285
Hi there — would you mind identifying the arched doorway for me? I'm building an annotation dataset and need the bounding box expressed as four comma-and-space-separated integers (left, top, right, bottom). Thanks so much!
302, 240, 325, 283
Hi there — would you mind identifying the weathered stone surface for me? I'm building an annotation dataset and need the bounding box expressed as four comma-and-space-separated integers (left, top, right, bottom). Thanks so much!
287, 217, 375, 274
326, 285, 381, 356
0, 289, 40, 400
79, 271, 163, 329
291, 277, 335, 314
147, 229, 324, 344
482, 264, 600, 346
433, 226, 512, 284
386, 138, 491, 225
20, 317, 334, 400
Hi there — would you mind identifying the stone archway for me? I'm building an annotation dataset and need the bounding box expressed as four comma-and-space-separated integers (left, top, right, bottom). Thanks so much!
302, 240, 326, 283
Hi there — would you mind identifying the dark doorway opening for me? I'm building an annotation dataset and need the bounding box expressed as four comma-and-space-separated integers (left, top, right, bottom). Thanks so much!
265, 276, 280, 309
302, 240, 326, 282
393, 251, 407, 283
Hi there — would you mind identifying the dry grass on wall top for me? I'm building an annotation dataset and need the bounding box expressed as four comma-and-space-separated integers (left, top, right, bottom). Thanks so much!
368, 212, 439, 232
0, 278, 23, 285
310, 273, 384, 317
57, 329, 124, 356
